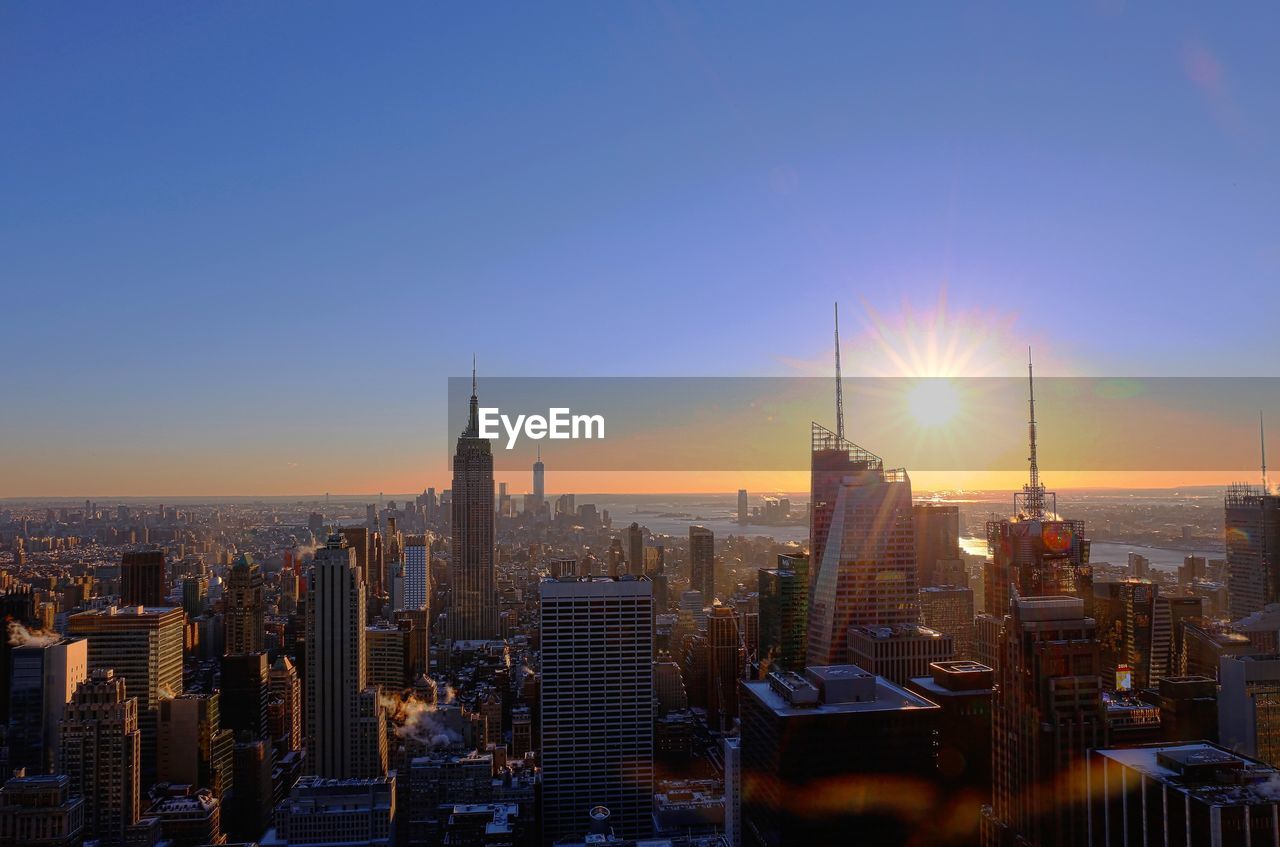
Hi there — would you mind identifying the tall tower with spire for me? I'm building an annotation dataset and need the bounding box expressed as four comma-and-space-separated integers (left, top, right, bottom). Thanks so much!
1016, 348, 1048, 520
1224, 413, 1280, 619
533, 446, 545, 508
446, 360, 499, 642
806, 304, 918, 666
980, 352, 1090, 624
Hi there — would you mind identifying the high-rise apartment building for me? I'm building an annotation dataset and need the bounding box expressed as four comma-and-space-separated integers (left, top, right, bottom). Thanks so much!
982, 595, 1103, 847
806, 423, 916, 667
58, 669, 141, 847
67, 605, 184, 786
540, 576, 654, 845
446, 371, 498, 642
689, 526, 715, 602
306, 534, 381, 778
403, 536, 430, 612
224, 554, 265, 655
121, 550, 166, 607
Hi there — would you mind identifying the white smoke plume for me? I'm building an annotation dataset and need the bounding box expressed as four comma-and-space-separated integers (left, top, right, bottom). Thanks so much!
380, 692, 463, 750
7, 621, 57, 648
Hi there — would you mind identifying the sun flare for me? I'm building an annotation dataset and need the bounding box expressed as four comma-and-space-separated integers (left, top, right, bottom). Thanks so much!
906, 378, 961, 428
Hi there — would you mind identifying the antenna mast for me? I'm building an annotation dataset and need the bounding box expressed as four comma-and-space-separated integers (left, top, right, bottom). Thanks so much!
834, 302, 845, 441
1023, 347, 1046, 519
1263, 411, 1269, 495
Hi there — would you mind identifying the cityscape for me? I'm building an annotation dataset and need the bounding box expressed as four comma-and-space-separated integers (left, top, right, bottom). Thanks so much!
5, 5, 1280, 847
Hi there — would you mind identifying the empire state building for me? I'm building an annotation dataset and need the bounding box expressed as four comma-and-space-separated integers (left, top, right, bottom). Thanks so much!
446, 368, 499, 641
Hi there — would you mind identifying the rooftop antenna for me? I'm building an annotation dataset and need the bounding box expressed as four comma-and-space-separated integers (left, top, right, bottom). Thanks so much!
1262, 411, 1269, 495
1023, 347, 1046, 519
834, 302, 845, 441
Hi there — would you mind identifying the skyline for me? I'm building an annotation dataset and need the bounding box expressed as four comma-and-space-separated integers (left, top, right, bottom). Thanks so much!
4, 4, 1280, 495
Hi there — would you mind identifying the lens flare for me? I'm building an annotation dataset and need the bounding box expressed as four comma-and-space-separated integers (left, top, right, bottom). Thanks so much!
906, 378, 961, 428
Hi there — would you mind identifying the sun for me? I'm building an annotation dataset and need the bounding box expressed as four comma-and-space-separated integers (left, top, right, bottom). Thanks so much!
906, 378, 961, 428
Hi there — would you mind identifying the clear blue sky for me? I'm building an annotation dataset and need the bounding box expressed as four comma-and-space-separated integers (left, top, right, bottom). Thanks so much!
2, 3, 1278, 495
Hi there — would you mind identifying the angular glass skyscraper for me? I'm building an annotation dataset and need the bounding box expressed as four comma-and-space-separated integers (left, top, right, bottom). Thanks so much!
1226, 483, 1280, 620
446, 372, 498, 642
805, 423, 916, 667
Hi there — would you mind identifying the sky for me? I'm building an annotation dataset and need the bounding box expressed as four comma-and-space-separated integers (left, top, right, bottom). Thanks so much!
2, 3, 1278, 497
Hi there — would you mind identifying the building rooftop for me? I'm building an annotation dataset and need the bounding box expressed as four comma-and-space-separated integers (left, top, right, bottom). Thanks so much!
1014, 595, 1086, 621
1096, 743, 1280, 806
848, 623, 946, 640
908, 660, 994, 697
744, 665, 937, 717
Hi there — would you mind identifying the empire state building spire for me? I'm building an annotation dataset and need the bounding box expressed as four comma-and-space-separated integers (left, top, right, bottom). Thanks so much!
464, 354, 480, 437
447, 356, 498, 642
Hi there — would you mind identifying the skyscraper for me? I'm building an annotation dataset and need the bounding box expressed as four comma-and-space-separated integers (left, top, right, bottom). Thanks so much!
224, 553, 265, 655
268, 656, 302, 754
982, 354, 1092, 622
67, 605, 184, 786
918, 585, 975, 659
158, 693, 235, 800
737, 489, 748, 526
1088, 743, 1280, 846
1226, 483, 1280, 620
806, 423, 916, 667
982, 595, 1103, 847
540, 576, 654, 845
706, 606, 741, 732
305, 534, 378, 778
1218, 653, 1280, 767
121, 549, 166, 607
913, 502, 961, 587
625, 522, 644, 578
220, 651, 270, 740
533, 447, 545, 507
446, 367, 498, 642
403, 535, 430, 612
758, 554, 809, 673
58, 669, 141, 847
739, 665, 940, 846
689, 525, 715, 602
6, 636, 88, 775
